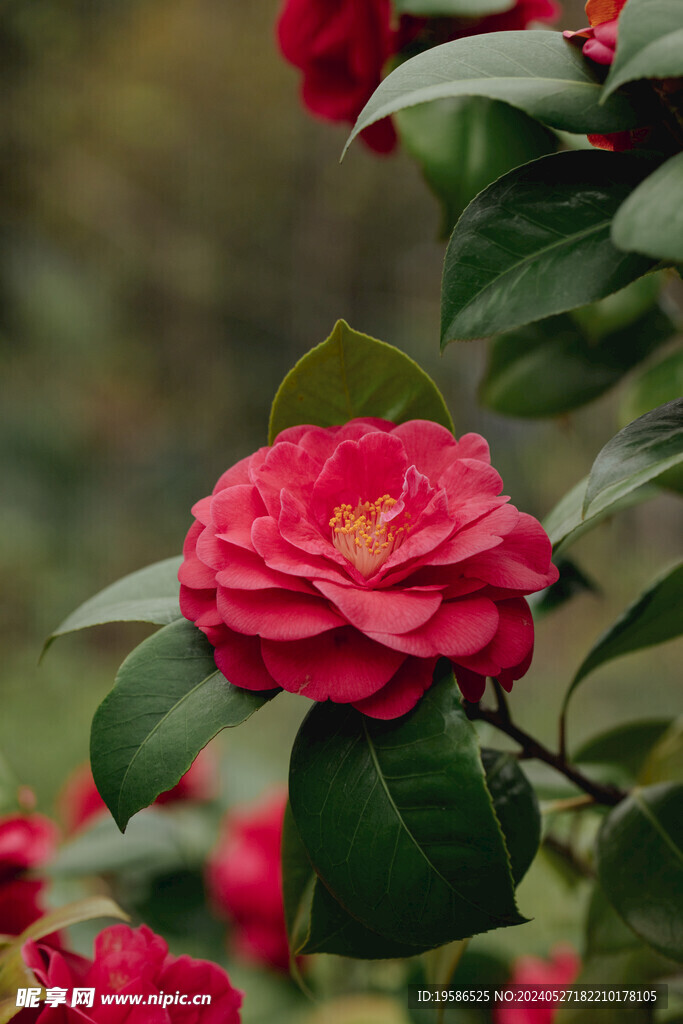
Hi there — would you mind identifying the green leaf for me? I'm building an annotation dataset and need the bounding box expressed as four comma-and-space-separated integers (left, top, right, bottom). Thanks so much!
282, 802, 427, 959
480, 749, 540, 885
479, 304, 673, 417
620, 349, 683, 494
543, 473, 659, 553
46, 556, 183, 651
345, 31, 651, 150
284, 748, 538, 959
14, 897, 129, 944
568, 883, 674, 1024
603, 0, 683, 98
289, 669, 524, 950
583, 398, 683, 514
268, 320, 453, 443
612, 153, 683, 263
441, 151, 656, 343
90, 619, 278, 831
566, 561, 683, 707
396, 97, 555, 236
573, 719, 673, 785
393, 0, 513, 15
597, 783, 683, 962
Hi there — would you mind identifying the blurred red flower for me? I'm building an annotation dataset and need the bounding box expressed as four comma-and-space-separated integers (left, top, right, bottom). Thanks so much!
206, 789, 290, 972
494, 946, 580, 1024
277, 0, 559, 152
19, 923, 243, 1023
0, 813, 59, 937
57, 750, 217, 834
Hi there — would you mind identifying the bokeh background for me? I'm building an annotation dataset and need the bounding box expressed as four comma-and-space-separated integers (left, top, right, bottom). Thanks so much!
1, 0, 680, 1000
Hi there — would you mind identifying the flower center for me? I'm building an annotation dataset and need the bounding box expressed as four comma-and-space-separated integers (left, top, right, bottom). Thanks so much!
329, 494, 412, 578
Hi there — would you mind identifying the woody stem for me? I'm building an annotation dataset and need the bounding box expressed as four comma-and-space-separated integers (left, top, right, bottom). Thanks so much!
464, 700, 626, 807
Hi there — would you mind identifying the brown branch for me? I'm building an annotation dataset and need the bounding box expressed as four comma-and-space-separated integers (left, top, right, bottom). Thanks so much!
465, 702, 626, 807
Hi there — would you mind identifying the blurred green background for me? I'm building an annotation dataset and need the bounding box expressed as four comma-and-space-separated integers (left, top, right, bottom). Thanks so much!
0, 0, 681, 988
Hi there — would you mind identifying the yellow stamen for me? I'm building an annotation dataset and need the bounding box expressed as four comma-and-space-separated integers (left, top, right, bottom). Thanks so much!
329, 494, 411, 578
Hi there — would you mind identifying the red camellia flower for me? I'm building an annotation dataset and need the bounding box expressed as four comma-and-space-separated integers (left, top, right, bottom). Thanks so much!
0, 813, 59, 936
277, 0, 397, 153
179, 419, 558, 720
494, 946, 580, 1023
564, 0, 626, 66
564, 0, 638, 150
58, 751, 217, 835
206, 789, 289, 972
277, 0, 558, 153
19, 923, 243, 1023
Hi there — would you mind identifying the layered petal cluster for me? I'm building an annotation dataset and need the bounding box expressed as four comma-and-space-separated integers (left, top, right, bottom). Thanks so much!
276, 0, 559, 153
564, 0, 626, 66
180, 419, 558, 720
58, 751, 217, 835
20, 924, 243, 1024
0, 813, 59, 937
206, 789, 289, 972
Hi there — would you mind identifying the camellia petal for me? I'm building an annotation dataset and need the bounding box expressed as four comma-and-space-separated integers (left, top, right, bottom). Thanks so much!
314, 577, 443, 634
179, 418, 557, 717
367, 596, 500, 658
216, 586, 346, 640
214, 631, 278, 692
261, 627, 406, 702
351, 656, 438, 718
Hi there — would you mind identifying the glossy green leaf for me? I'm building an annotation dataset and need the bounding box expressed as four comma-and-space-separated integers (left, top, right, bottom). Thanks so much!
566, 561, 683, 707
567, 883, 673, 1024
285, 748, 538, 958
583, 399, 683, 514
345, 32, 651, 150
268, 320, 453, 442
282, 803, 427, 959
573, 719, 672, 785
396, 97, 555, 236
620, 349, 683, 494
441, 151, 656, 343
544, 474, 659, 554
289, 670, 523, 949
480, 749, 540, 884
598, 783, 683, 962
603, 0, 683, 98
479, 304, 673, 417
393, 0, 513, 15
46, 556, 183, 652
612, 153, 683, 262
91, 619, 278, 831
